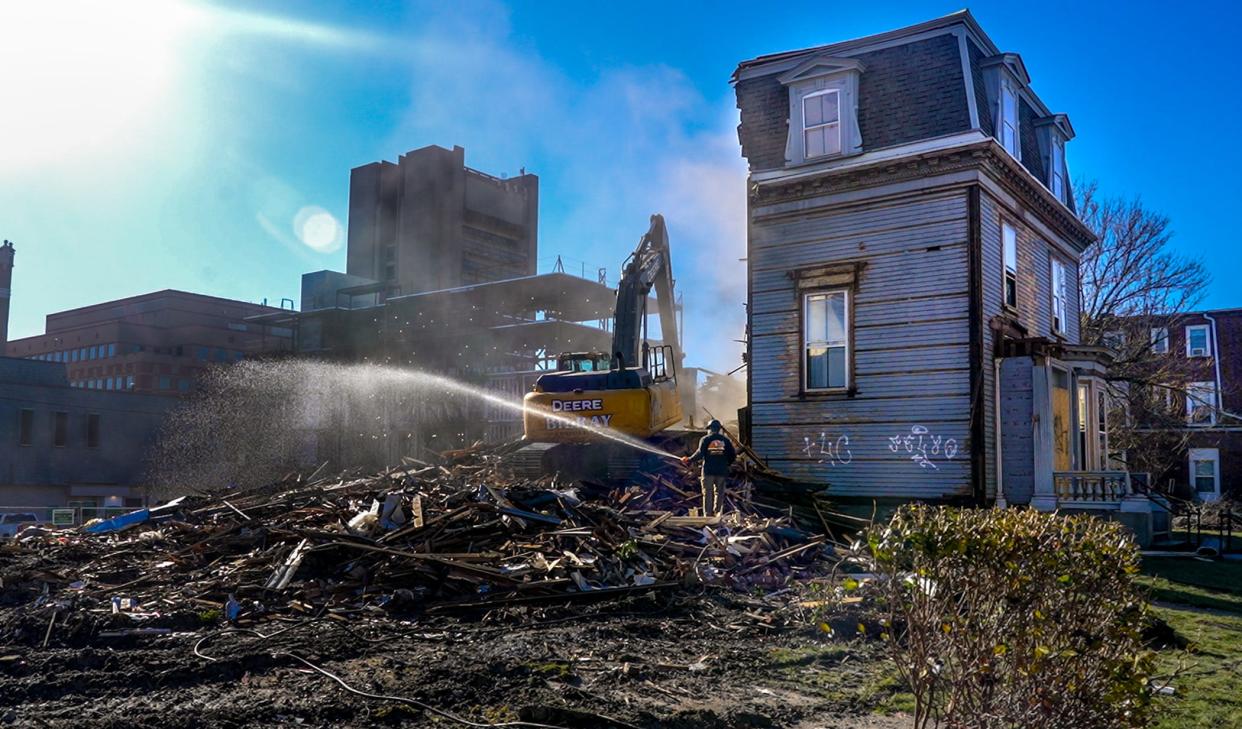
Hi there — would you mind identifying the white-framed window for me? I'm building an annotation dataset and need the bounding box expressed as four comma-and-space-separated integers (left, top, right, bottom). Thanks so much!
1186, 381, 1217, 425
1050, 136, 1066, 201
1000, 77, 1020, 158
804, 289, 849, 391
1050, 257, 1068, 335
1185, 324, 1210, 357
1002, 221, 1018, 309
1150, 327, 1169, 354
1188, 448, 1221, 501
802, 89, 841, 159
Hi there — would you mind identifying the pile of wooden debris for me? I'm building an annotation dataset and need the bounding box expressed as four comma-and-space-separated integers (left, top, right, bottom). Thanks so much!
0, 446, 838, 645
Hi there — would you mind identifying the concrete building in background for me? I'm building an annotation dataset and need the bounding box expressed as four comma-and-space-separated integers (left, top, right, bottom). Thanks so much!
5, 290, 294, 395
0, 356, 176, 519
346, 144, 538, 297
0, 240, 14, 355
250, 143, 656, 452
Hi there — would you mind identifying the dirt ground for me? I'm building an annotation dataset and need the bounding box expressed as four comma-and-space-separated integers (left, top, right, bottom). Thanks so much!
0, 589, 910, 729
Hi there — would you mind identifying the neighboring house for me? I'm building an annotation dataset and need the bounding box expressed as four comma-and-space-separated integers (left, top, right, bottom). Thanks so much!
1141, 309, 1241, 501
733, 11, 1156, 539
0, 357, 176, 520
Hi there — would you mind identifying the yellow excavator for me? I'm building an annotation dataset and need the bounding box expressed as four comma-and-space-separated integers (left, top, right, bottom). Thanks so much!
510, 214, 691, 478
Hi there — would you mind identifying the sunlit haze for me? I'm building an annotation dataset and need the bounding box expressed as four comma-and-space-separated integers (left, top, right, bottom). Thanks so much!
2, 0, 1239, 374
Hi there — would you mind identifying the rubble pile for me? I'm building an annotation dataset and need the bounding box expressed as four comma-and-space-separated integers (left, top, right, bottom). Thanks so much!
0, 447, 834, 646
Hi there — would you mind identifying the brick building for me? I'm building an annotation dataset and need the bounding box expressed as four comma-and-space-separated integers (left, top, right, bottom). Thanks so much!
1142, 308, 1242, 500
1, 356, 176, 517
5, 290, 293, 395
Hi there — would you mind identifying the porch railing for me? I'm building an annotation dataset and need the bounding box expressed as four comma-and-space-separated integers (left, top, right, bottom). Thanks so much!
1054, 471, 1131, 504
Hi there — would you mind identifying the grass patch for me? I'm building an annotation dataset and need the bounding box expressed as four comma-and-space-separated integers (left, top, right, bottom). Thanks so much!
1139, 558, 1242, 614
1142, 557, 1242, 729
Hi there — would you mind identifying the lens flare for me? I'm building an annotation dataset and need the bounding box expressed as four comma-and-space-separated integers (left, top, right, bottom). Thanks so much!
293, 206, 343, 253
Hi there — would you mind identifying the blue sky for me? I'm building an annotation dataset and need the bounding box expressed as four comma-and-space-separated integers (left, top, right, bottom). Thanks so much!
1, 0, 1237, 374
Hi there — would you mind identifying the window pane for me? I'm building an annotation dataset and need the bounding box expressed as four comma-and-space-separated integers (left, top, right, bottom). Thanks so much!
804, 95, 824, 126
826, 292, 846, 343
1188, 327, 1207, 351
805, 128, 825, 158
806, 346, 828, 389
1194, 460, 1214, 477
1196, 477, 1216, 493
822, 122, 841, 155
1003, 224, 1017, 271
821, 92, 839, 124
827, 346, 846, 388
806, 295, 827, 342
19, 409, 34, 446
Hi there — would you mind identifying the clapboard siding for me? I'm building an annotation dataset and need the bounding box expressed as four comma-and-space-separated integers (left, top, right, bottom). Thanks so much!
752, 294, 968, 332
978, 188, 1084, 501
754, 422, 968, 461
762, 460, 973, 498
980, 189, 1081, 342
752, 246, 967, 303
858, 344, 971, 373
756, 367, 969, 402
752, 396, 971, 422
979, 194, 1002, 500
752, 193, 965, 247
749, 188, 973, 498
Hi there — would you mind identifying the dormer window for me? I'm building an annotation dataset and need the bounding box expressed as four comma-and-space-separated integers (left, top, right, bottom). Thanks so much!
1035, 114, 1075, 205
1000, 77, 1019, 158
1050, 136, 1066, 200
778, 55, 864, 165
803, 90, 841, 158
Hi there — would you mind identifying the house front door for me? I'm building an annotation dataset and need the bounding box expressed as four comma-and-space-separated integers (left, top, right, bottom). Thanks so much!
1051, 367, 1072, 472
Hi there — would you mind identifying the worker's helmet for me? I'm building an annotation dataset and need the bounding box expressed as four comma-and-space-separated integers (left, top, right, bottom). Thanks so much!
707, 419, 722, 432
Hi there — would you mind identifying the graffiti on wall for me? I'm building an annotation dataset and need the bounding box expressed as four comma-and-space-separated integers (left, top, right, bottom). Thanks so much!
801, 432, 853, 466
797, 426, 961, 471
888, 425, 958, 470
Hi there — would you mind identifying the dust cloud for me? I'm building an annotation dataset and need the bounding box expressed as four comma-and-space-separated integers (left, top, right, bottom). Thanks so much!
146, 360, 485, 496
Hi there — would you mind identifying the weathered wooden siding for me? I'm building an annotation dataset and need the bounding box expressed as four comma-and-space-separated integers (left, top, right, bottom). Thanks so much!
980, 188, 1083, 502
980, 189, 1081, 342
999, 356, 1035, 504
980, 194, 1002, 498
750, 190, 972, 499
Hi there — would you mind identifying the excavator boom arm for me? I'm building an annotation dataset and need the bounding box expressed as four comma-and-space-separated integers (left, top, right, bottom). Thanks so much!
610, 214, 682, 373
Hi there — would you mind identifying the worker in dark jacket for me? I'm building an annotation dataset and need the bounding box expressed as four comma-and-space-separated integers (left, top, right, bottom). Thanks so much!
681, 419, 736, 516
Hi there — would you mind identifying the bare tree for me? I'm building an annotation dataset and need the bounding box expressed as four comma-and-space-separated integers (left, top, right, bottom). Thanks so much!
1076, 182, 1211, 486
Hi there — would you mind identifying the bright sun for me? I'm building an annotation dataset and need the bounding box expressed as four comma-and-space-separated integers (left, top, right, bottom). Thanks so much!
0, 0, 199, 170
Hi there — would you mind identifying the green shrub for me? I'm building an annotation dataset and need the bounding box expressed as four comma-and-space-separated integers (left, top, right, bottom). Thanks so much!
837, 505, 1153, 729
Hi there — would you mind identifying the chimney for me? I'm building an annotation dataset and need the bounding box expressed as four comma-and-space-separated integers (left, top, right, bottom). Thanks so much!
0, 240, 13, 356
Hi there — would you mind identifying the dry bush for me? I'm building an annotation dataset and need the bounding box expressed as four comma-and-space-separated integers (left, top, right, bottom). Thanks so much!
837, 505, 1153, 729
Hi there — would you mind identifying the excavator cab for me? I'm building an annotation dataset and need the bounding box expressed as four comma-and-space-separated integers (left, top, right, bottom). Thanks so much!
523, 344, 683, 443
554, 352, 613, 373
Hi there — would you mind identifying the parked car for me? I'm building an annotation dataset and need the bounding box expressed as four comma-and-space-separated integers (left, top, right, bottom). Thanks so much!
0, 512, 42, 539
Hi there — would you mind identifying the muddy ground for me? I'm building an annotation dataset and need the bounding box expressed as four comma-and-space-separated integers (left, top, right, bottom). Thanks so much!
0, 589, 908, 729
